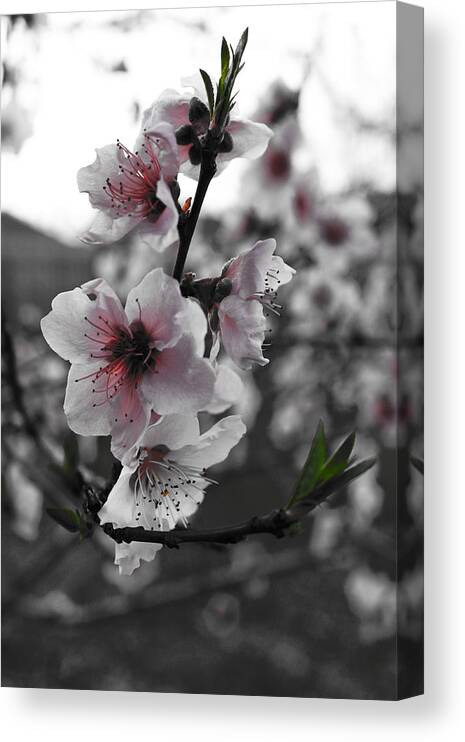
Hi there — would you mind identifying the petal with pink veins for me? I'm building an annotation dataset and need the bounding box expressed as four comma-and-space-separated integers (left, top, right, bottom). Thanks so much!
225, 238, 277, 299
142, 89, 191, 131
218, 295, 268, 370
110, 388, 151, 462
77, 143, 125, 211
125, 268, 184, 350
140, 334, 215, 414
64, 362, 114, 436
136, 122, 180, 183
80, 277, 128, 328
41, 288, 99, 365
135, 178, 178, 252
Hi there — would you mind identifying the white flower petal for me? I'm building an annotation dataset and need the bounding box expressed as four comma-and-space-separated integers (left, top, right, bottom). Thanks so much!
64, 362, 114, 436
110, 391, 151, 462
80, 210, 143, 245
41, 281, 127, 365
225, 238, 277, 299
182, 297, 208, 356
141, 88, 190, 132
140, 334, 215, 415
114, 541, 163, 576
77, 143, 123, 210
224, 118, 273, 162
175, 415, 246, 470
203, 364, 244, 414
41, 288, 98, 365
98, 467, 136, 526
140, 414, 200, 451
218, 295, 268, 370
269, 254, 296, 291
125, 268, 184, 349
180, 73, 207, 104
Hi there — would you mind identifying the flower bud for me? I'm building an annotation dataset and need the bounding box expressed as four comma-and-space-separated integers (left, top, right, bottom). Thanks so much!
188, 96, 211, 135
175, 124, 196, 145
188, 140, 202, 165
213, 277, 233, 303
218, 131, 234, 153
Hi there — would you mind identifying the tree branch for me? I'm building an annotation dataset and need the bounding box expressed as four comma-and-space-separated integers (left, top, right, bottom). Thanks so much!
100, 456, 377, 549
102, 508, 299, 548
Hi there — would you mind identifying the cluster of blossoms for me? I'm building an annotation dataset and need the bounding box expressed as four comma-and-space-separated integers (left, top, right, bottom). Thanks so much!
41, 45, 295, 575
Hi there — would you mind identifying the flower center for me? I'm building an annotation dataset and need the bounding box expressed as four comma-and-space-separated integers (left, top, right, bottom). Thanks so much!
108, 319, 154, 378
102, 136, 166, 221
75, 313, 157, 411
132, 450, 213, 531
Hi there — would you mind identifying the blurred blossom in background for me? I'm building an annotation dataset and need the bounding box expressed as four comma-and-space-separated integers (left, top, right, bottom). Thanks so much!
1, 3, 423, 698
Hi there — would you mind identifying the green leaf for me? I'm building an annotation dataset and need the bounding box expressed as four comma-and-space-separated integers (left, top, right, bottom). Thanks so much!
317, 431, 356, 484
288, 420, 328, 506
234, 27, 249, 63
295, 457, 377, 513
221, 36, 230, 78
199, 69, 215, 115
411, 456, 424, 475
46, 507, 81, 533
63, 431, 79, 477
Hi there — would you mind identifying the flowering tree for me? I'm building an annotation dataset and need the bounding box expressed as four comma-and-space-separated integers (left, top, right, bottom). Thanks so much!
31, 30, 375, 576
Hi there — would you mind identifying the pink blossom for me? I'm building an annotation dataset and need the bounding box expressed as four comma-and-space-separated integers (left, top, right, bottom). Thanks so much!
141, 77, 272, 180
77, 122, 179, 251
99, 414, 246, 575
41, 269, 215, 455
214, 239, 295, 369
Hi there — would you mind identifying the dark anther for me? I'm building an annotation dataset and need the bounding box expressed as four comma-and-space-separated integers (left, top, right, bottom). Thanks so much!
175, 124, 196, 145
218, 131, 233, 153
188, 96, 211, 135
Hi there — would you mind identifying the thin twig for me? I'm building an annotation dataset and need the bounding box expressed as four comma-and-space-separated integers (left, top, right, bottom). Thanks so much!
173, 148, 217, 281
103, 508, 299, 549
101, 457, 377, 549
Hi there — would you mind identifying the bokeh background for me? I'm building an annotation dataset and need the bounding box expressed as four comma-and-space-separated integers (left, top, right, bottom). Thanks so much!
1, 3, 423, 698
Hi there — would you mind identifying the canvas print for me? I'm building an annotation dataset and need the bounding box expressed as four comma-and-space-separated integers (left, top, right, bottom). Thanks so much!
1, 2, 423, 699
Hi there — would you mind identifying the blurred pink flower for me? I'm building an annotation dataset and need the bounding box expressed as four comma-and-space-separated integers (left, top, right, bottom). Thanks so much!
41, 269, 215, 456
142, 77, 272, 180
99, 413, 246, 574
215, 238, 295, 369
77, 122, 179, 251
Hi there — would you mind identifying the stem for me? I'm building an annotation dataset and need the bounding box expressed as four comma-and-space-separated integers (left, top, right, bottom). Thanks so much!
173, 149, 217, 282
100, 457, 376, 550
103, 508, 299, 549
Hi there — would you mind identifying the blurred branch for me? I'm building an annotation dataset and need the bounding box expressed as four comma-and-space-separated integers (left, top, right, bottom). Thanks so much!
15, 546, 338, 625
1, 309, 42, 447
281, 334, 423, 351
